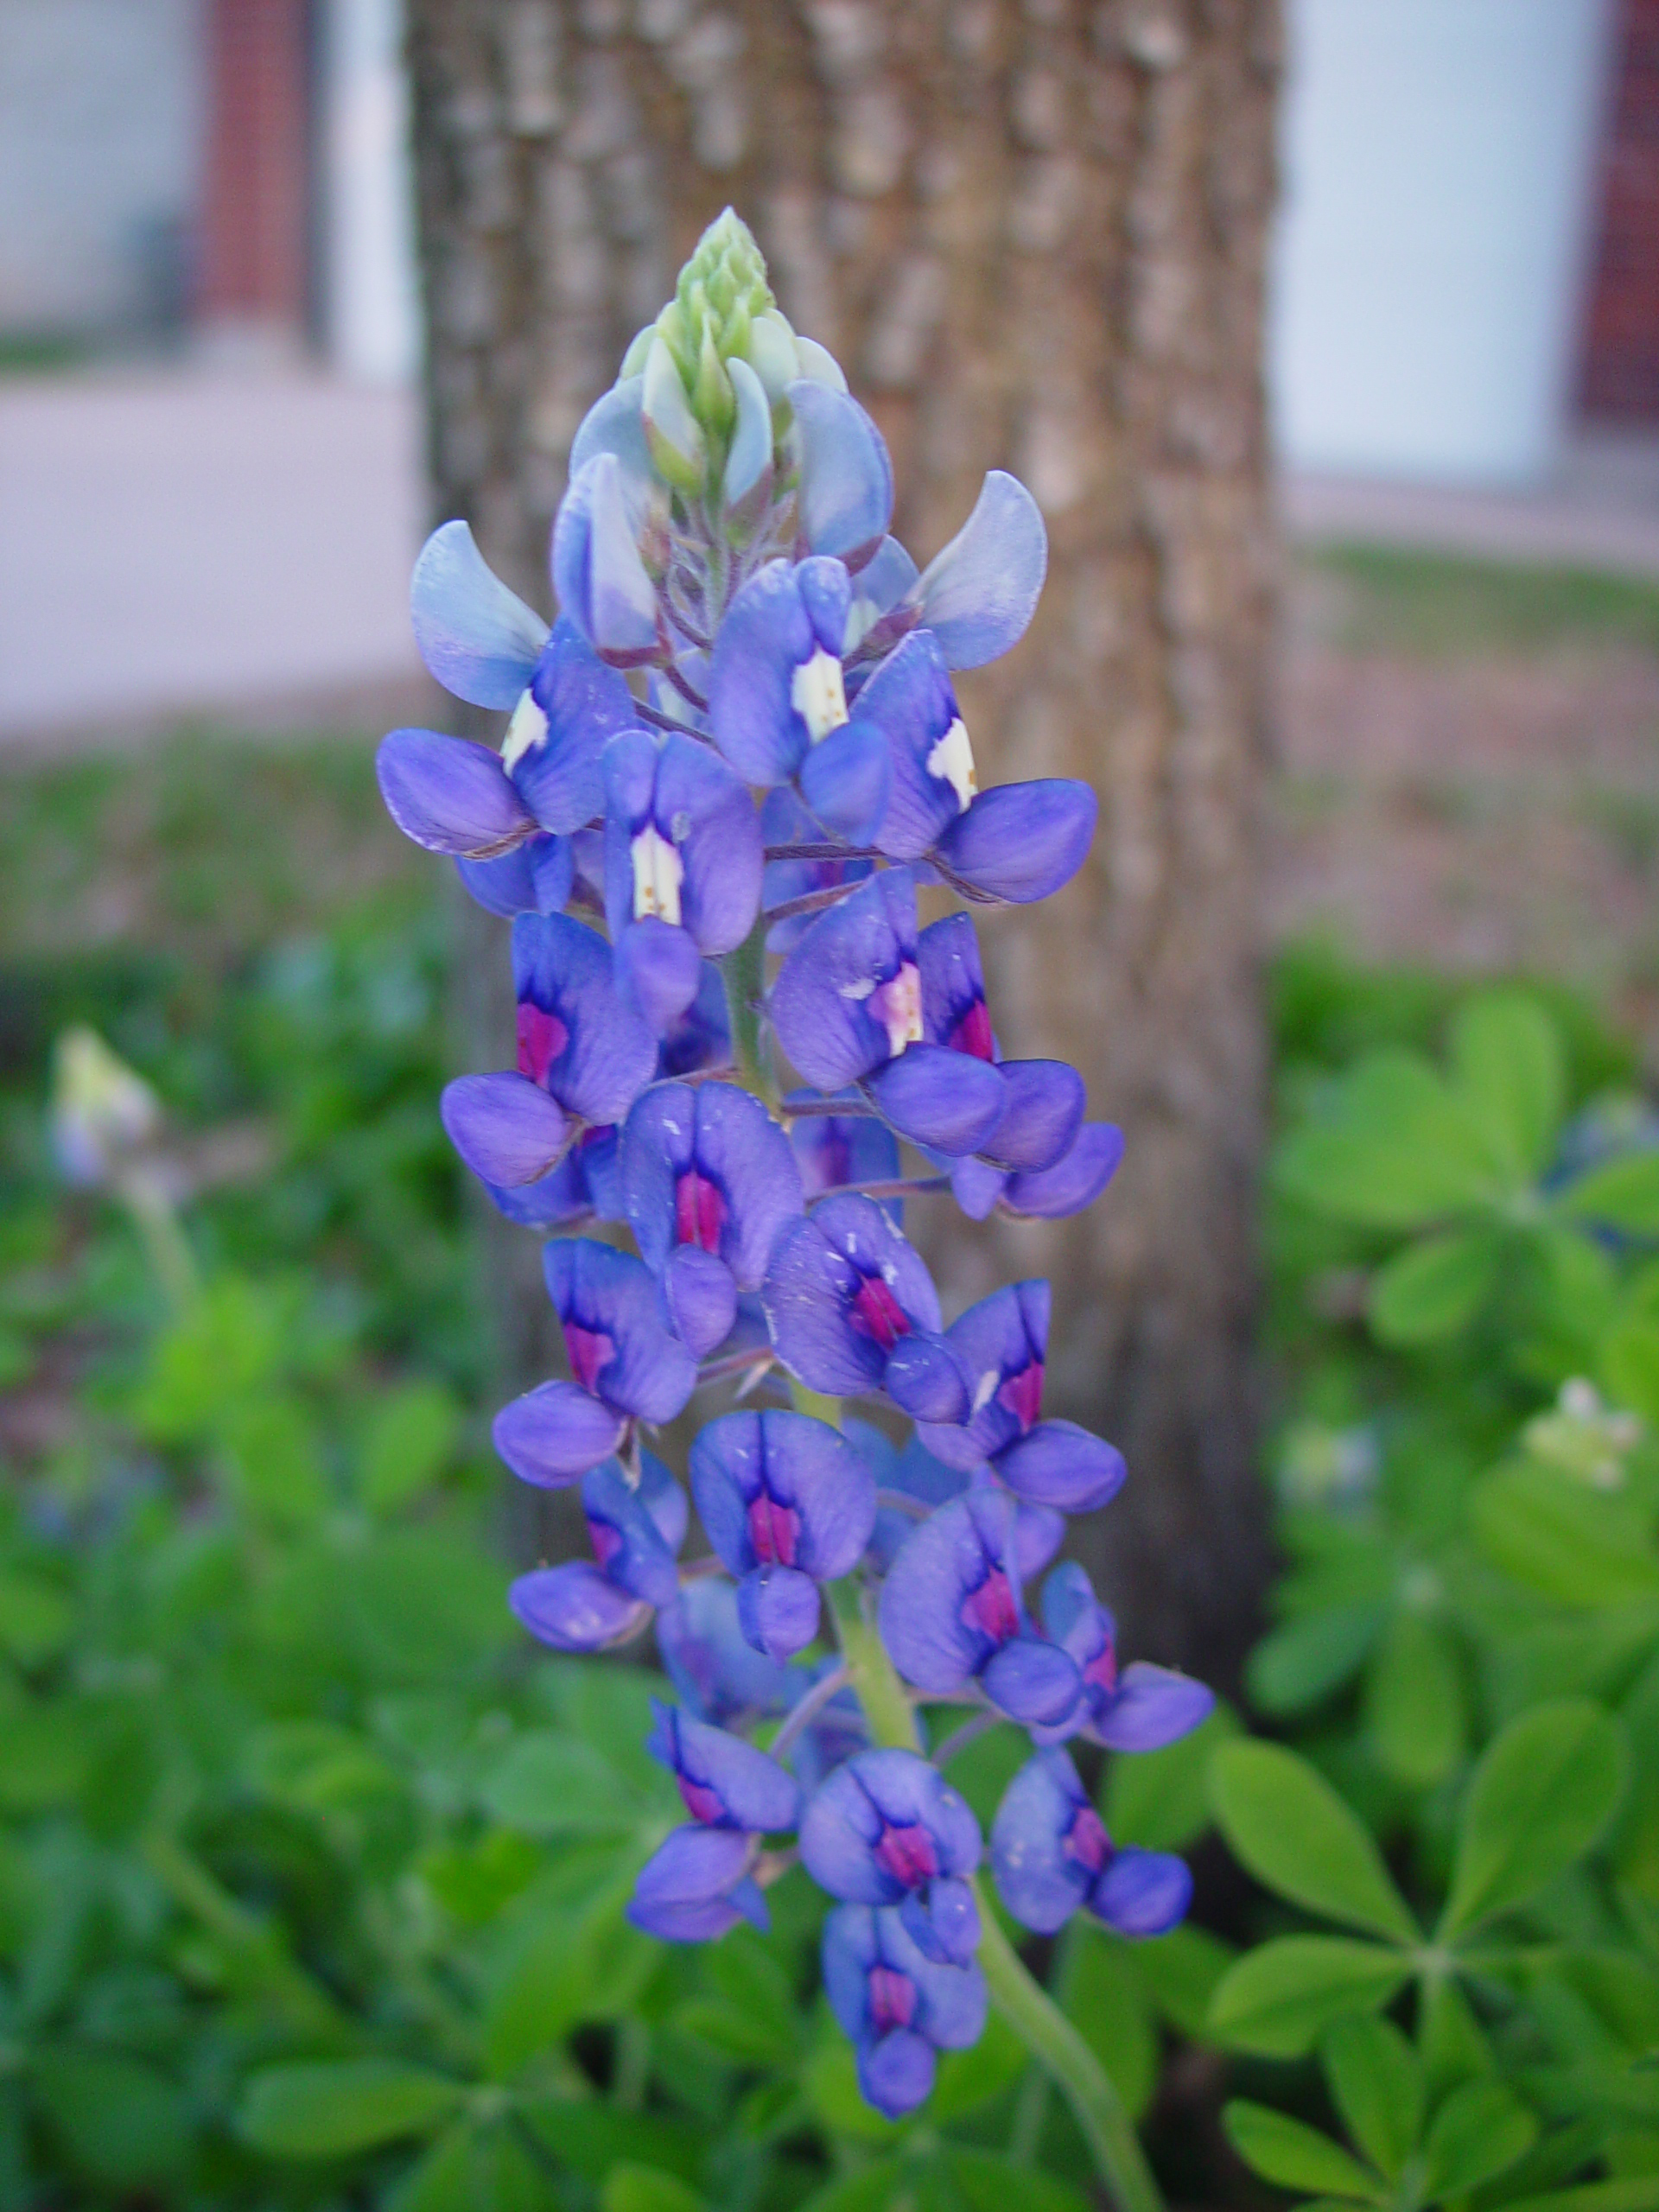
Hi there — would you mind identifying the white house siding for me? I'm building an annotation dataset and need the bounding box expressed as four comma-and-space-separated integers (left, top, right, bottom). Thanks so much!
0, 0, 204, 340
1272, 0, 1618, 486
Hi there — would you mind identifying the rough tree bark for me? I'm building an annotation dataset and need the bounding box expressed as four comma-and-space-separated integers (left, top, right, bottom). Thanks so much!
407, 0, 1279, 1688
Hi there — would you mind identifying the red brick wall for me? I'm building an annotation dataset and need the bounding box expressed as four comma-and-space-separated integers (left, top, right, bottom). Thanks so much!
1580, 0, 1659, 419
196, 0, 310, 331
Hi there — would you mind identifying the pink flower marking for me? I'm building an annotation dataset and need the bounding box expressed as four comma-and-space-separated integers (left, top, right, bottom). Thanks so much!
868, 1964, 917, 2034
675, 1167, 726, 1252
960, 1566, 1019, 1646
950, 998, 995, 1062
996, 1357, 1044, 1433
517, 1001, 570, 1086
747, 1491, 801, 1567
850, 1274, 910, 1351
874, 1821, 938, 1889
563, 1321, 613, 1395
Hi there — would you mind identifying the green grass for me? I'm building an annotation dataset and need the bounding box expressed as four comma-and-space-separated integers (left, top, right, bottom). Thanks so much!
1306, 542, 1659, 658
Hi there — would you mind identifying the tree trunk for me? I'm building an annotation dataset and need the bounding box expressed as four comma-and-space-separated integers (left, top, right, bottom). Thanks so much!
407, 0, 1279, 1689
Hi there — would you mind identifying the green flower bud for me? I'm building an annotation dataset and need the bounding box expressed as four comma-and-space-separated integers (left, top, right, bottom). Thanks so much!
693, 325, 736, 441
642, 329, 708, 492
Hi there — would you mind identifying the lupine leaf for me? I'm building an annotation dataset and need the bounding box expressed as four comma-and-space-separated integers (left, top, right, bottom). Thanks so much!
1208, 1936, 1410, 2056
1560, 1153, 1659, 1235
1274, 1050, 1500, 1230
1211, 1741, 1418, 1941
1321, 2014, 1424, 2181
601, 2167, 708, 2212
1421, 2079, 1537, 2197
1471, 1466, 1659, 1609
237, 2058, 465, 2158
1368, 1230, 1498, 1344
1223, 2099, 1382, 2198
1449, 991, 1564, 1185
951, 2149, 1091, 2212
1364, 1612, 1465, 1787
1441, 1700, 1627, 1939
1246, 1605, 1384, 1717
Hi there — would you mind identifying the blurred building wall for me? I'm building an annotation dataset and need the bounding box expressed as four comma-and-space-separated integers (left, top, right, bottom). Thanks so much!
0, 0, 203, 341
1272, 0, 1618, 486
319, 0, 420, 385
1580, 0, 1659, 418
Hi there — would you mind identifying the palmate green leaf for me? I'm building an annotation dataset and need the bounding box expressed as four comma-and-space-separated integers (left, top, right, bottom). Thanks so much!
1222, 2099, 1382, 2199
516, 2096, 703, 2187
1471, 1465, 1659, 1610
1365, 1612, 1466, 1788
1136, 1923, 1237, 2040
1321, 2015, 1424, 2182
31, 2048, 192, 2188
1247, 1605, 1384, 1718
359, 1380, 461, 1515
237, 2057, 466, 2158
1450, 991, 1565, 1186
1504, 2183, 1659, 2212
1419, 1975, 1494, 2101
1368, 1230, 1499, 1345
478, 1732, 641, 1835
483, 1887, 655, 2081
1560, 1153, 1659, 1236
1208, 1937, 1411, 2057
950, 2148, 1091, 2212
0, 1570, 73, 1666
1441, 1700, 1628, 1940
1274, 1048, 1502, 1230
1421, 2078, 1537, 2198
1602, 1317, 1659, 1428
795, 2163, 906, 2212
1211, 1741, 1418, 1940
601, 2165, 708, 2212
391, 2120, 549, 2212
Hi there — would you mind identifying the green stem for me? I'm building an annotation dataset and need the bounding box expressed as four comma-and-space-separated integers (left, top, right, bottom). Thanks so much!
826, 1574, 921, 1754
721, 918, 770, 1101
118, 1167, 200, 1310
975, 1890, 1163, 2212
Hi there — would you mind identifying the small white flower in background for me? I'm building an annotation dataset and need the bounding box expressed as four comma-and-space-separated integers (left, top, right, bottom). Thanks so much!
1276, 1419, 1379, 1510
51, 1027, 162, 1190
1522, 1376, 1642, 1491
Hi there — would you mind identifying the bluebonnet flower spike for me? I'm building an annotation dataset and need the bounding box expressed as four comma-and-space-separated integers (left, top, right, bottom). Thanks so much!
381, 207, 1209, 2132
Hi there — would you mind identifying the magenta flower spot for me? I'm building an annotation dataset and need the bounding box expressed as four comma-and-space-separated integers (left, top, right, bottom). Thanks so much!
869, 1965, 917, 2034
874, 1822, 938, 1888
852, 1273, 910, 1351
517, 1001, 569, 1085
674, 1166, 726, 1252
563, 1320, 613, 1395
951, 996, 995, 1060
1065, 1804, 1109, 1875
747, 1492, 801, 1567
961, 1565, 1019, 1644
677, 1774, 727, 1824
997, 1356, 1045, 1433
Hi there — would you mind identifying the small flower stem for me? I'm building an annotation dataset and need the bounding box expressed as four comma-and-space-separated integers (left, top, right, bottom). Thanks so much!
767, 1661, 850, 1763
973, 1891, 1163, 2212
721, 918, 771, 1101
826, 1573, 922, 1754
118, 1168, 200, 1311
930, 1709, 1000, 1768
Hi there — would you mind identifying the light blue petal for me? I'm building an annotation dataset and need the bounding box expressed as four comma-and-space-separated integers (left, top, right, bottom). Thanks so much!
410, 519, 550, 709
569, 376, 652, 484
789, 381, 893, 563
724, 356, 774, 508
911, 471, 1047, 670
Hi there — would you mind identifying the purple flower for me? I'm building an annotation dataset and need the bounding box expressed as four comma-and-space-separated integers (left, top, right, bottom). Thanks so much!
620, 1081, 803, 1356
991, 1749, 1192, 1939
506, 617, 640, 836
912, 1281, 1128, 1515
508, 1451, 687, 1652
493, 1240, 698, 1485
763, 1194, 965, 1420
857, 632, 980, 864
877, 1490, 1080, 1726
690, 1410, 877, 1658
1036, 1563, 1214, 1751
627, 1826, 769, 1943
647, 1699, 801, 1833
707, 557, 891, 842
657, 1575, 798, 1726
627, 1699, 802, 1944
658, 962, 734, 1079
937, 779, 1097, 906
822, 1904, 988, 2120
800, 1749, 982, 1963
915, 913, 1084, 1173
483, 1123, 622, 1231
771, 874, 1005, 1157
790, 1107, 902, 1217
950, 1121, 1125, 1224
455, 833, 573, 919
436, 912, 658, 1191
602, 728, 764, 1031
